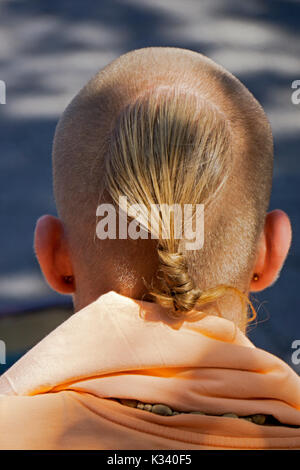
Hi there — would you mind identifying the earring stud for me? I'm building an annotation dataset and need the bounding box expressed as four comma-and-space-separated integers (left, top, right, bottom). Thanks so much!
252, 273, 259, 282
63, 275, 74, 284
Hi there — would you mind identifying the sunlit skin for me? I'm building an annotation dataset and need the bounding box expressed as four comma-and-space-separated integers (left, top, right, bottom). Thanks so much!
34, 207, 292, 317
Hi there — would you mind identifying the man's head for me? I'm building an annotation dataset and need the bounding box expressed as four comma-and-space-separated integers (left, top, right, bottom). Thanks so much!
34, 47, 292, 331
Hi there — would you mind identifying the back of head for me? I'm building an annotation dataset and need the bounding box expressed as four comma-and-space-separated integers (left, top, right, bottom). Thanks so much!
53, 47, 273, 332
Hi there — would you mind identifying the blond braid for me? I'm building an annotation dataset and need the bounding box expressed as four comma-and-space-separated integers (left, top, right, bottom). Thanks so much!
153, 246, 201, 313
146, 245, 255, 323
105, 85, 256, 328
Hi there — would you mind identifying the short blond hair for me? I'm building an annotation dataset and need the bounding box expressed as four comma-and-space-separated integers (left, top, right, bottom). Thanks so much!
53, 47, 273, 332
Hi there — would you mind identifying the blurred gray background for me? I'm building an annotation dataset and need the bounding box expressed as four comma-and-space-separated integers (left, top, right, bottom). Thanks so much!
0, 0, 299, 373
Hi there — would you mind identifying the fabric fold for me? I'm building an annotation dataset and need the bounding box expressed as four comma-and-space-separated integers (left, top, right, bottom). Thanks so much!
0, 290, 300, 449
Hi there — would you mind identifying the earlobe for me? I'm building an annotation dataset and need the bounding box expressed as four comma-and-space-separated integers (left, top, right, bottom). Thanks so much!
34, 215, 75, 294
250, 210, 292, 292
249, 230, 267, 292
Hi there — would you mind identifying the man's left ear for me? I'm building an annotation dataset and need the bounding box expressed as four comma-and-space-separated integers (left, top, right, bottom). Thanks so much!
34, 215, 75, 294
250, 209, 292, 292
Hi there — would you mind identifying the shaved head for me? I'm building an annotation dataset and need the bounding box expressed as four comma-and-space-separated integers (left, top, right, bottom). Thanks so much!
52, 47, 273, 324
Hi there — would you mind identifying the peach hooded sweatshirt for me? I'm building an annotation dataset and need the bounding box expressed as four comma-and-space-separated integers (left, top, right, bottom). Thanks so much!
0, 290, 300, 450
